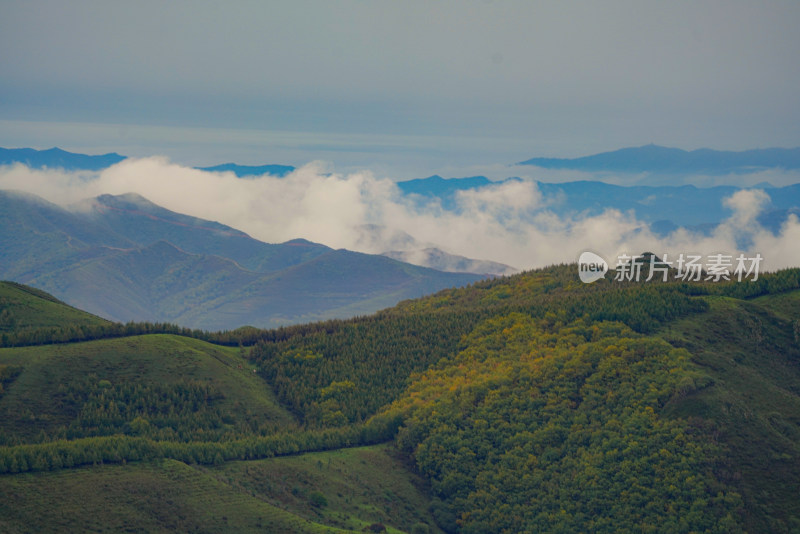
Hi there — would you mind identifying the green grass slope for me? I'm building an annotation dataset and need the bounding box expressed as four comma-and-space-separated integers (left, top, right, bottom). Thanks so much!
214, 444, 442, 533
0, 445, 440, 534
0, 458, 347, 534
0, 281, 110, 333
0, 334, 296, 444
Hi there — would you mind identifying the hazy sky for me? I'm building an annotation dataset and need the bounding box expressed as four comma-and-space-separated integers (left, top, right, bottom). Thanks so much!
1, 0, 799, 175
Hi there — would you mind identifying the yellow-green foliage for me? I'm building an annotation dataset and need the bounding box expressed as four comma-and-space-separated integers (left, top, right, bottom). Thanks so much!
2, 268, 799, 532
254, 313, 480, 426
377, 313, 741, 533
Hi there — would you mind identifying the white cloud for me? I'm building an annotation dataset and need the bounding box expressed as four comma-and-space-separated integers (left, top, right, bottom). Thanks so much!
722, 189, 770, 227
1, 158, 798, 272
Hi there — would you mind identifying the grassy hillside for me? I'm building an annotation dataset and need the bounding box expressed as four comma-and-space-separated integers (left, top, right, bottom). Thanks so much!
0, 270, 798, 532
0, 445, 440, 534
0, 334, 296, 444
0, 280, 110, 334
214, 444, 442, 533
0, 458, 346, 533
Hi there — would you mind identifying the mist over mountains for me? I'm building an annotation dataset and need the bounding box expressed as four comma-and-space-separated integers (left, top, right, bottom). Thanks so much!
3, 3, 798, 530
0, 146, 296, 178
2, 144, 800, 531
0, 190, 481, 330
2, 144, 800, 329
5, 143, 798, 238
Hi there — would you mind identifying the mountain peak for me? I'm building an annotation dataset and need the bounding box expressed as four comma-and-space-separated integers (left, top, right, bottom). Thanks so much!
93, 192, 158, 209
282, 238, 328, 248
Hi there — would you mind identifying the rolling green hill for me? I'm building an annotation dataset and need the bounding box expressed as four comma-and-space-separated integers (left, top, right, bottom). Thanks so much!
0, 334, 296, 444
213, 444, 442, 533
0, 280, 110, 333
246, 268, 800, 532
0, 446, 441, 534
0, 270, 798, 532
0, 458, 347, 534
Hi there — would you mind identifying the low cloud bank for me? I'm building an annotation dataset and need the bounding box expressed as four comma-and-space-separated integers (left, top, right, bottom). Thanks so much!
1, 158, 798, 271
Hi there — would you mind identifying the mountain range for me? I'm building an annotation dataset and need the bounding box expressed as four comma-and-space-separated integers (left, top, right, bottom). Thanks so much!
5, 145, 800, 232
398, 175, 800, 233
1, 145, 800, 531
8, 144, 800, 176
4, 144, 800, 327
0, 190, 481, 330
518, 143, 800, 174
0, 146, 126, 171
0, 146, 295, 177
382, 248, 518, 277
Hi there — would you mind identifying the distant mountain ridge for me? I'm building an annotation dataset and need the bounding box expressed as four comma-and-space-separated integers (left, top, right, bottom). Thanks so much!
518, 144, 800, 174
5, 145, 800, 272
7, 144, 800, 177
396, 175, 497, 196
197, 163, 295, 177
0, 147, 126, 170
0, 146, 295, 176
0, 190, 481, 330
396, 175, 522, 211
73, 193, 327, 273
383, 248, 518, 277
398, 174, 800, 231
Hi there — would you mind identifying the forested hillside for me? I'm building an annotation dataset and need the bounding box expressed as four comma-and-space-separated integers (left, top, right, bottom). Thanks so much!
1, 266, 798, 532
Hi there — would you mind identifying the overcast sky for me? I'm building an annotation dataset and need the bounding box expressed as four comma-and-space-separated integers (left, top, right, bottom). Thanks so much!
1, 1, 799, 175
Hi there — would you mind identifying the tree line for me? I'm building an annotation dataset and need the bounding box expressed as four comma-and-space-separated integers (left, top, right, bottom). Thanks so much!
0, 418, 398, 475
